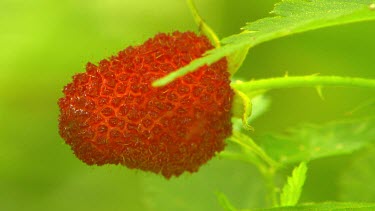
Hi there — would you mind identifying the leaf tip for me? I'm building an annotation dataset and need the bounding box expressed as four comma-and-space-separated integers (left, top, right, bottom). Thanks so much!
152, 78, 167, 87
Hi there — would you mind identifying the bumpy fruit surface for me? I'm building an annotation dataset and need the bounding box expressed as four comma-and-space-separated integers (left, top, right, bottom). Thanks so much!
58, 31, 233, 178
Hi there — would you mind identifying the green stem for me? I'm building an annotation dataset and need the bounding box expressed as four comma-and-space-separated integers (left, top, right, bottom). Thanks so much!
232, 132, 279, 168
263, 167, 279, 207
230, 132, 281, 206
186, 0, 221, 47
219, 151, 265, 171
231, 76, 375, 93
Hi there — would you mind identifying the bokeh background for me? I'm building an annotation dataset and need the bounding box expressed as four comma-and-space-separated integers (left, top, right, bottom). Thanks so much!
1, 0, 374, 210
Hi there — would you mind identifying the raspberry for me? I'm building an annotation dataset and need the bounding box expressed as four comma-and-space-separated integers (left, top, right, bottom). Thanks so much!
58, 31, 233, 178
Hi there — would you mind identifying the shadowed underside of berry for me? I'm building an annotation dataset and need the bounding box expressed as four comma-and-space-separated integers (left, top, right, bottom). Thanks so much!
58, 31, 233, 179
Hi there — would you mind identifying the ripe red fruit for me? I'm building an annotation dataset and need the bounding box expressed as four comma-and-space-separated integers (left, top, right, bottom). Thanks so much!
58, 31, 233, 178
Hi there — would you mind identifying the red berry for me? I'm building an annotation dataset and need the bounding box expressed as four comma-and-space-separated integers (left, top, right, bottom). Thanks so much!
58, 31, 233, 178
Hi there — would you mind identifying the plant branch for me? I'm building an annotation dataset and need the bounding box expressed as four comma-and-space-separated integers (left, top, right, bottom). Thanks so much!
232, 132, 279, 169
231, 76, 375, 93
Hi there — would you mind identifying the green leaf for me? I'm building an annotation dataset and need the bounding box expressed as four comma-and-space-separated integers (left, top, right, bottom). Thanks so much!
233, 0, 375, 45
153, 0, 375, 86
251, 202, 375, 210
258, 117, 375, 164
280, 162, 308, 207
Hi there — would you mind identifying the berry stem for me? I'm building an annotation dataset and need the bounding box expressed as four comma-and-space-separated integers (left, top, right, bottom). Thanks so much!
232, 75, 375, 93
225, 132, 280, 207
230, 131, 280, 207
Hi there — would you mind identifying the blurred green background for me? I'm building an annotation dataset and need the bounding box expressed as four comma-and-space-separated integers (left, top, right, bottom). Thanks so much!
1, 0, 374, 210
